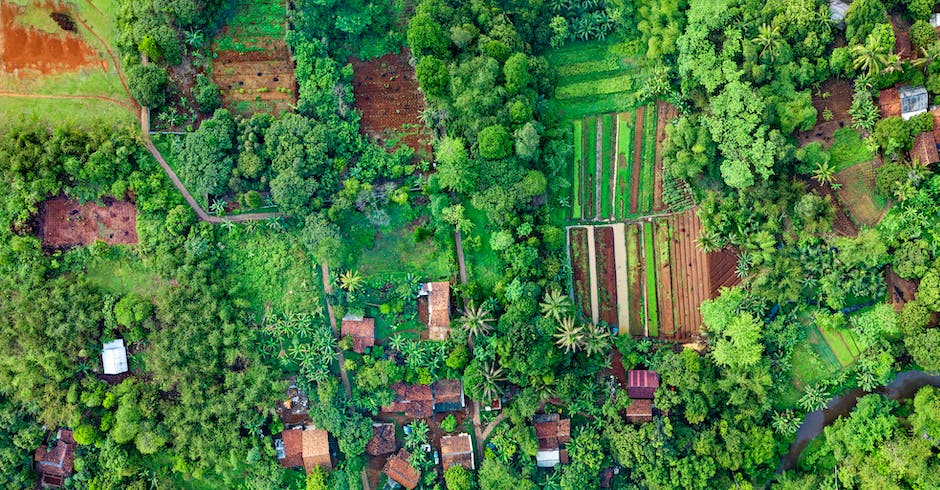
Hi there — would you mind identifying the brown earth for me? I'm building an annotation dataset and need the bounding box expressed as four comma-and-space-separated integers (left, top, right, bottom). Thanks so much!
707, 248, 740, 298
39, 197, 138, 248
653, 221, 676, 336
569, 227, 592, 320
653, 101, 678, 212
594, 226, 618, 327
351, 51, 432, 159
1, 2, 104, 75
887, 267, 917, 309
630, 106, 645, 214
582, 118, 595, 218
212, 40, 296, 116
668, 209, 711, 339
796, 79, 854, 148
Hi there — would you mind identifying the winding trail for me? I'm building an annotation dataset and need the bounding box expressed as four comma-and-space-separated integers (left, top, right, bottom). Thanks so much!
0, 91, 136, 112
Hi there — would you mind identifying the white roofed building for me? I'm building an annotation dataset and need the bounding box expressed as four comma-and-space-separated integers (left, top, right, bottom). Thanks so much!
101, 339, 128, 375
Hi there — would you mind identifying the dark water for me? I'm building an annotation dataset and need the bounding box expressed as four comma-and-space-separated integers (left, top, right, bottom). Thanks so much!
777, 371, 940, 473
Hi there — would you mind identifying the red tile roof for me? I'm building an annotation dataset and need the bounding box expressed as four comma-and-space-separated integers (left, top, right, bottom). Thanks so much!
341, 317, 375, 354
440, 433, 475, 470
534, 417, 571, 451
384, 449, 421, 489
279, 429, 304, 469
34, 429, 76, 488
625, 398, 653, 423
367, 423, 397, 456
627, 370, 659, 399
431, 378, 465, 412
426, 282, 451, 340
302, 429, 332, 473
912, 131, 939, 165
879, 88, 901, 118
381, 383, 434, 418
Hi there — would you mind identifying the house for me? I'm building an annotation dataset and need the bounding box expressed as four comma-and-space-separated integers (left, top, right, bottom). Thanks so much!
829, 0, 850, 26
419, 282, 451, 341
278, 428, 332, 474
900, 86, 928, 120
932, 13, 940, 29
367, 423, 397, 456
341, 315, 375, 354
440, 433, 475, 470
627, 370, 659, 399
879, 88, 901, 118
101, 339, 128, 375
382, 383, 434, 418
533, 414, 571, 468
431, 379, 465, 413
277, 382, 311, 426
384, 449, 421, 490
625, 398, 653, 423
34, 429, 76, 488
912, 131, 940, 165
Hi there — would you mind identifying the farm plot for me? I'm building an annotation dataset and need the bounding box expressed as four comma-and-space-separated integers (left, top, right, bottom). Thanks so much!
625, 224, 644, 335
351, 51, 431, 158
835, 160, 887, 227
663, 209, 711, 339
211, 0, 295, 116
569, 227, 593, 320
594, 226, 619, 327
815, 323, 861, 368
39, 197, 137, 248
615, 111, 636, 219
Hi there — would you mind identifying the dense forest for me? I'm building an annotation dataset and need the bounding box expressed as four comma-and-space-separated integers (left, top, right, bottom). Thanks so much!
1, 0, 939, 489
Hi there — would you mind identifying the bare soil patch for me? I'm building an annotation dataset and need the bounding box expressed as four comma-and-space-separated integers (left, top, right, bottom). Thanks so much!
351, 51, 432, 158
668, 209, 710, 339
212, 41, 296, 116
653, 101, 678, 212
887, 267, 917, 309
594, 226, 618, 327
796, 79, 854, 148
570, 227, 592, 320
707, 248, 740, 298
39, 197, 138, 248
835, 159, 886, 227
1, 2, 104, 76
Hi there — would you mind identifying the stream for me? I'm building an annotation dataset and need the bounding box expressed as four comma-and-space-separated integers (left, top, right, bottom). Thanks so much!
777, 371, 940, 473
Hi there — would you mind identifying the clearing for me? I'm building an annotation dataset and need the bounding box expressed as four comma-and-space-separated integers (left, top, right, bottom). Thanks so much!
39, 197, 137, 248
835, 159, 887, 227
351, 51, 432, 158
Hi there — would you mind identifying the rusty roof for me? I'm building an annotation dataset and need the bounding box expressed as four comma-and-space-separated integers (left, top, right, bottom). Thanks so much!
34, 429, 76, 486
367, 423, 397, 456
879, 88, 901, 118
302, 429, 331, 473
440, 433, 475, 470
384, 449, 421, 489
534, 418, 570, 451
627, 370, 659, 399
341, 317, 375, 354
431, 379, 465, 412
625, 398, 653, 423
381, 383, 434, 418
426, 282, 451, 339
912, 131, 939, 165
279, 429, 304, 469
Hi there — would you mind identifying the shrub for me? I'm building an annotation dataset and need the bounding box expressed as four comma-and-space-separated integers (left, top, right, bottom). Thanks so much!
114, 293, 153, 328
477, 125, 512, 159
911, 20, 938, 52
440, 414, 457, 433
128, 64, 167, 108
195, 74, 221, 113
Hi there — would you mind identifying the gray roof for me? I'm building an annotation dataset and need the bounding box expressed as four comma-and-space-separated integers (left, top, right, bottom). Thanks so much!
102, 339, 128, 375
900, 86, 929, 118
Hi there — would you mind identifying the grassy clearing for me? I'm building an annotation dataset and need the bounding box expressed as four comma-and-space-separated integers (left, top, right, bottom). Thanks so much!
816, 323, 861, 367
643, 222, 658, 336
546, 37, 644, 119
356, 204, 452, 279
0, 97, 135, 131
83, 248, 165, 298
600, 115, 614, 219
640, 103, 657, 214
572, 121, 582, 220
615, 112, 635, 220
463, 204, 502, 291
829, 128, 872, 172
583, 117, 597, 218
214, 0, 286, 52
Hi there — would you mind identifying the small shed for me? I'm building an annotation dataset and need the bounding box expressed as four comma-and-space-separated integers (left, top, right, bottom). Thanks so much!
431, 379, 465, 413
340, 315, 375, 354
367, 423, 397, 456
440, 433, 475, 470
625, 398, 653, 423
419, 282, 451, 341
384, 449, 421, 490
912, 132, 940, 165
829, 0, 850, 26
533, 414, 571, 468
900, 85, 928, 120
101, 339, 128, 375
34, 429, 76, 488
627, 370, 659, 399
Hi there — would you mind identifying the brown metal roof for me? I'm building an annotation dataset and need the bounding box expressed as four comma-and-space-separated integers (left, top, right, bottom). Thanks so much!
534, 418, 571, 451
440, 433, 475, 470
381, 383, 434, 418
912, 131, 939, 165
384, 449, 421, 489
34, 429, 75, 487
879, 88, 901, 118
302, 429, 331, 473
367, 423, 397, 456
431, 378, 464, 412
341, 317, 375, 354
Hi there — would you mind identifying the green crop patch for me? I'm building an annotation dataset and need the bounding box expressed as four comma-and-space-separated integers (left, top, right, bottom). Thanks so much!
643, 222, 658, 336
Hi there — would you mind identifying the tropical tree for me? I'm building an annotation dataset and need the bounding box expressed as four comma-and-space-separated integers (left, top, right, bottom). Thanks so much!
799, 383, 830, 412
477, 363, 506, 401
771, 410, 801, 435
812, 160, 837, 187
539, 288, 572, 321
389, 334, 408, 353
459, 301, 494, 344
404, 420, 429, 451
851, 33, 893, 77
339, 270, 364, 295
582, 323, 611, 356
184, 29, 205, 48
554, 317, 585, 353
754, 23, 784, 62
209, 199, 226, 216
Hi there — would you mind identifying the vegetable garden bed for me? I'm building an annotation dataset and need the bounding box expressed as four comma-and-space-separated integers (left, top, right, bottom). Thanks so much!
643, 221, 658, 336
570, 227, 593, 320
594, 226, 619, 328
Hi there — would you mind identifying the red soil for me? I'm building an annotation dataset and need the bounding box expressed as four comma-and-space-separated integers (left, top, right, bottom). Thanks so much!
1, 2, 103, 75
796, 79, 854, 148
707, 248, 740, 298
212, 41, 296, 116
570, 227, 592, 319
594, 226, 618, 327
653, 101, 678, 212
351, 51, 432, 158
653, 221, 676, 336
886, 267, 917, 309
630, 106, 645, 214
627, 225, 643, 335
667, 209, 711, 339
40, 197, 138, 248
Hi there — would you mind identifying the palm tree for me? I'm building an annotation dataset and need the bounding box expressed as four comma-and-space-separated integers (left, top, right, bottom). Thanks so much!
404, 420, 429, 451
696, 228, 722, 253
754, 23, 784, 62
812, 160, 837, 187
338, 270, 364, 295
582, 323, 610, 356
459, 301, 494, 344
210, 199, 226, 216
852, 34, 892, 77
477, 363, 506, 401
798, 383, 830, 412
221, 219, 236, 232
554, 317, 584, 353
539, 288, 571, 321
389, 334, 408, 352
771, 410, 800, 435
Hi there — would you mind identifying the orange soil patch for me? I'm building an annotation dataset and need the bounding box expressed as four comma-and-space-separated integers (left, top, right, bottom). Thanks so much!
212, 42, 296, 116
1, 2, 103, 76
666, 209, 711, 339
594, 226, 618, 327
351, 51, 432, 157
40, 197, 138, 248
707, 248, 740, 298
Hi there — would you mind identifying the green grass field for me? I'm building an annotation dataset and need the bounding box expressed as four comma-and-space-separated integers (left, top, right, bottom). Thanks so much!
829, 128, 872, 172
643, 222, 658, 336
583, 117, 597, 218
640, 104, 657, 214
462, 204, 502, 291
356, 204, 452, 279
214, 0, 286, 52
815, 324, 861, 367
616, 112, 635, 220
572, 121, 583, 220
546, 37, 645, 119
600, 115, 614, 219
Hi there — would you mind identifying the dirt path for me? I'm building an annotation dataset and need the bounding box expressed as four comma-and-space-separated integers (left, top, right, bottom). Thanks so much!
612, 223, 630, 334
455, 230, 468, 284
480, 412, 507, 442
586, 225, 600, 324
595, 118, 603, 220
630, 106, 645, 214
320, 262, 352, 399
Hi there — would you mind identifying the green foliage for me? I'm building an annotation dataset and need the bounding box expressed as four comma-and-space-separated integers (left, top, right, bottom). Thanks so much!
440, 414, 457, 433
416, 57, 450, 99
477, 125, 513, 160
408, 14, 448, 57
127, 64, 167, 108
194, 74, 221, 114
113, 292, 153, 328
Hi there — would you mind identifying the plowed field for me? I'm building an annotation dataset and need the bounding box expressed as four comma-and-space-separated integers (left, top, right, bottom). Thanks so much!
1, 2, 103, 76
40, 197, 137, 248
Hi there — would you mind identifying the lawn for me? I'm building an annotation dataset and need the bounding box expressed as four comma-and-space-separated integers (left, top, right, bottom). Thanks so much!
643, 221, 658, 336
546, 37, 645, 119
572, 120, 582, 220
829, 128, 872, 172
462, 203, 502, 291
82, 247, 165, 298
355, 203, 452, 279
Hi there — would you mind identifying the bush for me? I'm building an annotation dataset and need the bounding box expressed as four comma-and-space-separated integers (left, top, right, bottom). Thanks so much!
195, 74, 221, 114
415, 57, 449, 99
440, 414, 457, 433
910, 20, 938, 52
238, 190, 263, 210
114, 293, 153, 328
477, 125, 512, 159
128, 64, 167, 108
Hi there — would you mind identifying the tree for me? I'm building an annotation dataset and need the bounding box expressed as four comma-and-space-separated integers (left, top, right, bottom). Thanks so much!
127, 64, 167, 108
416, 57, 449, 99
408, 14, 448, 57
194, 74, 221, 113
459, 301, 494, 344
301, 214, 342, 266
478, 125, 513, 160
503, 53, 531, 96
708, 312, 763, 370
554, 317, 584, 353
845, 0, 888, 46
754, 23, 784, 62
444, 465, 474, 490
539, 288, 571, 322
